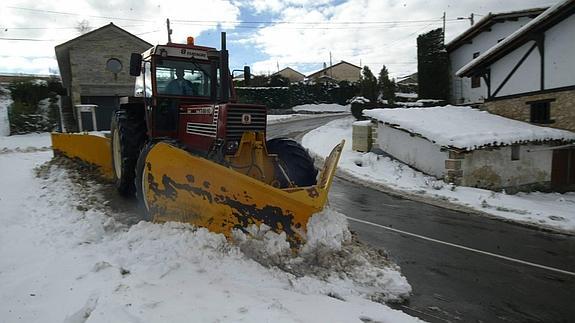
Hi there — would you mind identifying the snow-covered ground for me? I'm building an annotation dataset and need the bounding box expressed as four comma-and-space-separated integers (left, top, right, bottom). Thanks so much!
302, 117, 575, 233
292, 103, 350, 113
0, 134, 420, 323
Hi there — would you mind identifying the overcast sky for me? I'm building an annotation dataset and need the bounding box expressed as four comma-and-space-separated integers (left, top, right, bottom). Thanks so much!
0, 0, 560, 79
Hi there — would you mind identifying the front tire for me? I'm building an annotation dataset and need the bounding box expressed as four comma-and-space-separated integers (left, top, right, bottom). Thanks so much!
110, 109, 147, 196
135, 141, 155, 221
267, 138, 318, 188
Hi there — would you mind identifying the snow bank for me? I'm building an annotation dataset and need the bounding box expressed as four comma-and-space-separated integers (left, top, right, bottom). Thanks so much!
302, 117, 575, 233
364, 106, 575, 150
0, 136, 419, 323
292, 103, 350, 113
0, 132, 51, 152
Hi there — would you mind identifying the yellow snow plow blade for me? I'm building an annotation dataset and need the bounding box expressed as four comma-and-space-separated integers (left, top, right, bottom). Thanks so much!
51, 133, 113, 179
140, 140, 345, 246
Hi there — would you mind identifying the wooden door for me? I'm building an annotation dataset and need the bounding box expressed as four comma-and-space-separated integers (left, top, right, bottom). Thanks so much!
551, 148, 575, 189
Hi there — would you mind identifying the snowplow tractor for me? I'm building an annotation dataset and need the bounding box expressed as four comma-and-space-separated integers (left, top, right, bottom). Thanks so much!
50, 32, 344, 246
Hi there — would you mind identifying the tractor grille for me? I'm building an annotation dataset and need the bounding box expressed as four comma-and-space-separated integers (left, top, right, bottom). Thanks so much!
225, 106, 266, 142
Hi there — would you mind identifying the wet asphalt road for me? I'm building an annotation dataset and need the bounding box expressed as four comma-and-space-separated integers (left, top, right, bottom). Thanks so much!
269, 115, 575, 323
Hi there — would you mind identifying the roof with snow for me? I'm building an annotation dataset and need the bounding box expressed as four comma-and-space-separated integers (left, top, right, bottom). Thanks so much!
446, 7, 546, 52
364, 106, 575, 151
457, 0, 574, 77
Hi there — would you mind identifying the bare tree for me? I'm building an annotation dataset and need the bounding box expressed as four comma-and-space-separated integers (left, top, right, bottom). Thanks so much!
76, 20, 92, 34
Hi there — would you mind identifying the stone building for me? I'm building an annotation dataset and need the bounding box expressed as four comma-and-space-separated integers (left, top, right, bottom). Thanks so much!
307, 61, 361, 83
55, 23, 151, 131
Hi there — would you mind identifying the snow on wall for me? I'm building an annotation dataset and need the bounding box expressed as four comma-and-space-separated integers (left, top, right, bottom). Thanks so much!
449, 17, 534, 104
544, 13, 575, 89
375, 123, 448, 177
462, 144, 553, 188
491, 41, 540, 97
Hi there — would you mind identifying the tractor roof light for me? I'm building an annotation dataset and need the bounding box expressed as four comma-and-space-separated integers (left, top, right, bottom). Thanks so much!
187, 37, 194, 45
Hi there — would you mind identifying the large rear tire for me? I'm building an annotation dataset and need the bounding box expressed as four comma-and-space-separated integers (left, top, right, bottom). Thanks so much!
266, 138, 318, 188
110, 109, 147, 196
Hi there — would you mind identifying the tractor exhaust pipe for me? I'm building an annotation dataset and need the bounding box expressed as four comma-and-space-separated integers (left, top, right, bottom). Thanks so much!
220, 32, 230, 102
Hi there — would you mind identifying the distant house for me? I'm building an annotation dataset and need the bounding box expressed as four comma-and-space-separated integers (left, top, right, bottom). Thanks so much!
307, 61, 361, 83
457, 0, 575, 133
396, 72, 418, 96
55, 23, 151, 131
273, 67, 305, 83
447, 7, 546, 105
364, 106, 575, 191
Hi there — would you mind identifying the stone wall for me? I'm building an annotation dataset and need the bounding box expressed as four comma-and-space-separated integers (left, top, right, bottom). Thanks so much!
482, 88, 575, 132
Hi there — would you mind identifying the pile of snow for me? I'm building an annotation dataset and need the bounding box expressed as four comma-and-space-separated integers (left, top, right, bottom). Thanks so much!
0, 132, 51, 153
302, 117, 575, 233
396, 101, 423, 107
292, 103, 350, 113
0, 135, 418, 323
395, 92, 418, 99
364, 106, 575, 150
0, 85, 11, 136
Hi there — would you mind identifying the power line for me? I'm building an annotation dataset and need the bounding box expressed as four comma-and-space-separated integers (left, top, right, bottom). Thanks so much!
5, 6, 465, 28
0, 24, 148, 30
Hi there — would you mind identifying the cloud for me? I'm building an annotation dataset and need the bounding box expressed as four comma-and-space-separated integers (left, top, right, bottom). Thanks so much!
0, 0, 241, 74
246, 0, 559, 78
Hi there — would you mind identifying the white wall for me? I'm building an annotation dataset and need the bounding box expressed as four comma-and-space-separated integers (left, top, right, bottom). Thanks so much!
461, 144, 552, 188
491, 41, 540, 97
376, 124, 448, 177
449, 17, 533, 104
544, 14, 575, 89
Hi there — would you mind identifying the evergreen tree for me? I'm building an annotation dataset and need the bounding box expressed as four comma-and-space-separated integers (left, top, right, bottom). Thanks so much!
417, 28, 449, 100
378, 65, 396, 104
359, 66, 378, 102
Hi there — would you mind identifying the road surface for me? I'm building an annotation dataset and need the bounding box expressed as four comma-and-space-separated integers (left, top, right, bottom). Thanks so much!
270, 115, 575, 323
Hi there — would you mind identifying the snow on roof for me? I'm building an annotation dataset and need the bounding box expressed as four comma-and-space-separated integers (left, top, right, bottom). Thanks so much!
364, 106, 575, 150
456, 0, 571, 77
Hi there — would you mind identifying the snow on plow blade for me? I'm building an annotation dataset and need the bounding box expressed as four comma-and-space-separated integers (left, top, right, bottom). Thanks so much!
140, 140, 344, 246
51, 133, 113, 179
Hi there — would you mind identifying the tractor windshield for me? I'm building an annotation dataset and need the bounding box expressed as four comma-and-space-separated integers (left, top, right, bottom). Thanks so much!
155, 59, 212, 98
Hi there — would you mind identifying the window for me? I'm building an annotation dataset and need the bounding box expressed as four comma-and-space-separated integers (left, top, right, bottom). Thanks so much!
155, 59, 212, 97
529, 100, 554, 124
106, 58, 122, 73
471, 52, 480, 88
511, 145, 520, 161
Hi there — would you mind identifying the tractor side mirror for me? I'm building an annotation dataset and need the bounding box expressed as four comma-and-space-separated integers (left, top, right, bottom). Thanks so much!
243, 66, 251, 86
129, 53, 142, 76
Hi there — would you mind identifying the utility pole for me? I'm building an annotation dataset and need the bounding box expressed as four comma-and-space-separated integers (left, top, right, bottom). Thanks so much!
442, 11, 446, 43
329, 51, 333, 79
457, 14, 475, 26
166, 18, 172, 43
